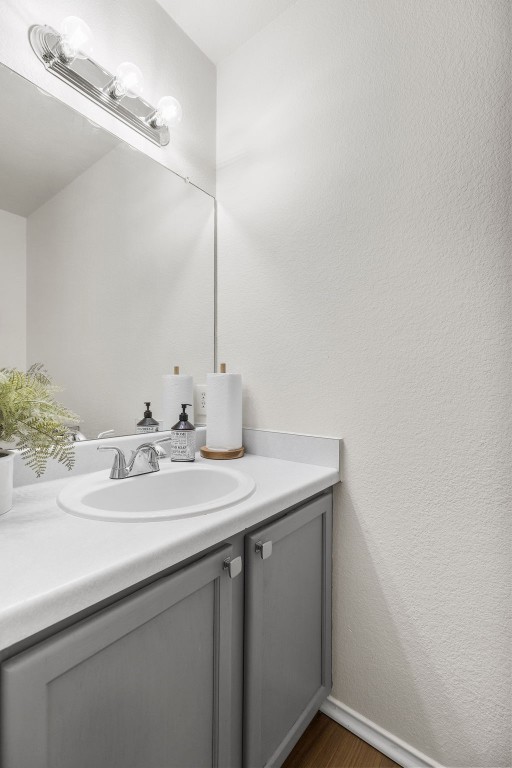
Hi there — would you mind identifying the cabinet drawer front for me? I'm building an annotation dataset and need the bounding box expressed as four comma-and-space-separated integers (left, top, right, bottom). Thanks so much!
2, 545, 234, 768
244, 495, 332, 768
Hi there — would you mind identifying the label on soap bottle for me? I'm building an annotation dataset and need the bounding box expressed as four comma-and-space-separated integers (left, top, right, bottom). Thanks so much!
170, 430, 196, 462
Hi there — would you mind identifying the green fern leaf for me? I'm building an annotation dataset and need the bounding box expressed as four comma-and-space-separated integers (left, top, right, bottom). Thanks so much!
0, 365, 80, 477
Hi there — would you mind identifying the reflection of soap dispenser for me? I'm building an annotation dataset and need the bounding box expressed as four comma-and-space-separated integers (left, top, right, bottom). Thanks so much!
137, 402, 159, 434
170, 404, 195, 462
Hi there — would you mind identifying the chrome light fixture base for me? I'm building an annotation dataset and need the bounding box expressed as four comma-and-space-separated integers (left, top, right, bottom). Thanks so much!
29, 25, 170, 147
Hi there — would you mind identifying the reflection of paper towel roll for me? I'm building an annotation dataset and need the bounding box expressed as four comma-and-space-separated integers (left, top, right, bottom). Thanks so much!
206, 372, 242, 450
162, 374, 194, 430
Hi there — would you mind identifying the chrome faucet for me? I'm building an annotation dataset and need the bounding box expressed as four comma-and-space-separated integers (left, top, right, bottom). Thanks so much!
98, 440, 167, 479
69, 426, 87, 442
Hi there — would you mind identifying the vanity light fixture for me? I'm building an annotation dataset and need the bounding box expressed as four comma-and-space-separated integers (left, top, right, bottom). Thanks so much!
29, 17, 182, 147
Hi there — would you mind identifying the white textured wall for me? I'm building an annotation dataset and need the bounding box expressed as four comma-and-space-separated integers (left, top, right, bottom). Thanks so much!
1, 0, 216, 194
217, 1, 511, 765
0, 209, 26, 370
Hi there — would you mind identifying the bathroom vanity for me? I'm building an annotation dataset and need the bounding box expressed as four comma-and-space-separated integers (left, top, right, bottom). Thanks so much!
0, 430, 340, 768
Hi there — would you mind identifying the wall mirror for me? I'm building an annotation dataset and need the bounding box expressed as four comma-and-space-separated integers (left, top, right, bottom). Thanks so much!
0, 63, 215, 440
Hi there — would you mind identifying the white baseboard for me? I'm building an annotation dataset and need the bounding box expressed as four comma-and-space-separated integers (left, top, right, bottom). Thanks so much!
321, 696, 443, 768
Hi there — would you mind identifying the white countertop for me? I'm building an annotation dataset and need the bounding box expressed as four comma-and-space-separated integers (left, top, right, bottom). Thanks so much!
0, 451, 339, 652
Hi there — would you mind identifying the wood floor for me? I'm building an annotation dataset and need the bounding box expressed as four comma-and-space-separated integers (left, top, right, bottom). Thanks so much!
283, 713, 400, 768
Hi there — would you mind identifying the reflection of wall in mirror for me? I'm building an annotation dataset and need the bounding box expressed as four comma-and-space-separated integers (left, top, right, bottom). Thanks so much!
24, 145, 213, 439
0, 209, 26, 370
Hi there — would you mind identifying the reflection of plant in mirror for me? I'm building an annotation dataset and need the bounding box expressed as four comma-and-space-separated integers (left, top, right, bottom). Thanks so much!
0, 364, 79, 477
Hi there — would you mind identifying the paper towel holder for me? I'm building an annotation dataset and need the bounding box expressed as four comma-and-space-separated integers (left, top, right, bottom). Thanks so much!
200, 446, 245, 460
201, 362, 245, 459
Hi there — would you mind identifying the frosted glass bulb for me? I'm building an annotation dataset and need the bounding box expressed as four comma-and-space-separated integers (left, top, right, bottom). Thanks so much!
113, 62, 144, 99
59, 16, 93, 61
155, 96, 183, 128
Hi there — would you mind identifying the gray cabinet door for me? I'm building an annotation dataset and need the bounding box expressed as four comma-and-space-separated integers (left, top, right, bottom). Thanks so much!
1, 545, 235, 768
244, 494, 332, 768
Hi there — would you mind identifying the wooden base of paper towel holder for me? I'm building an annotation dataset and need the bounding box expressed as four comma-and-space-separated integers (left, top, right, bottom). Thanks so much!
200, 446, 245, 460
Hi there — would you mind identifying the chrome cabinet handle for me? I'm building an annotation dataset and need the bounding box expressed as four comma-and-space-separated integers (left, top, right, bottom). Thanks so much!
223, 556, 242, 579
255, 541, 272, 560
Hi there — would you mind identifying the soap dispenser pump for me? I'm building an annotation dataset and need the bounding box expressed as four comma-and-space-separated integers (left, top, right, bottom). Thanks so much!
137, 402, 159, 434
170, 403, 196, 462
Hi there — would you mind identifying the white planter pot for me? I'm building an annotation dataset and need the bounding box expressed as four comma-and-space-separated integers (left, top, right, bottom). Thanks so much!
0, 451, 14, 516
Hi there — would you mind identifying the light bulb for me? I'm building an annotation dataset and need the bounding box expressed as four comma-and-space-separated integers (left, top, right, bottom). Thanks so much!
57, 16, 93, 62
155, 96, 183, 128
111, 62, 144, 99
148, 96, 183, 130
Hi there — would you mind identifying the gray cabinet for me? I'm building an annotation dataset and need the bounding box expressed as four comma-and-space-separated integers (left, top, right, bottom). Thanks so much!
1, 492, 332, 768
1, 545, 235, 768
244, 495, 332, 768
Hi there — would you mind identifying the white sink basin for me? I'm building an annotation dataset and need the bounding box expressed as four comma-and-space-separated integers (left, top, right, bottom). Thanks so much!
57, 463, 256, 522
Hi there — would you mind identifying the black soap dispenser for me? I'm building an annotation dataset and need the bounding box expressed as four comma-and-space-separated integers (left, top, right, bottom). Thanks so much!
137, 402, 159, 434
170, 403, 196, 462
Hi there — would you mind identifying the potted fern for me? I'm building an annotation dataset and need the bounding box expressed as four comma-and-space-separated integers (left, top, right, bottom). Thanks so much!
0, 365, 79, 515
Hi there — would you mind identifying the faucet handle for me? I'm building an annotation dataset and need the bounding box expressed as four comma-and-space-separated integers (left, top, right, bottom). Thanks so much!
151, 436, 173, 458
151, 439, 169, 457
97, 445, 128, 479
130, 443, 162, 472
97, 429, 114, 439
153, 443, 168, 458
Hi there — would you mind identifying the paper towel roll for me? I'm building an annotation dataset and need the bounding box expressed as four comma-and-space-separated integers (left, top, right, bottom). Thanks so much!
161, 374, 194, 430
206, 372, 242, 450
